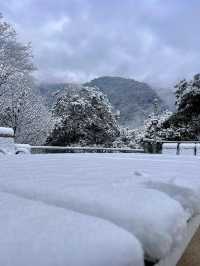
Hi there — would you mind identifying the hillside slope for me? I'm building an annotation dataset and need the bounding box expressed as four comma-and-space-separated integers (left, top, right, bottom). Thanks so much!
38, 76, 168, 128
85, 76, 166, 127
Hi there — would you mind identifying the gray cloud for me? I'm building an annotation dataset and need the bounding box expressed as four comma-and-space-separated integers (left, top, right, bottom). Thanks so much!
1, 0, 200, 87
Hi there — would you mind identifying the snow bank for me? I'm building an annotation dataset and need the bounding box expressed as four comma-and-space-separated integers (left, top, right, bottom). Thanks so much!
0, 137, 15, 155
0, 127, 14, 136
0, 154, 199, 261
15, 144, 31, 154
0, 179, 187, 260
0, 127, 15, 155
144, 181, 200, 218
0, 192, 144, 266
127, 156, 200, 217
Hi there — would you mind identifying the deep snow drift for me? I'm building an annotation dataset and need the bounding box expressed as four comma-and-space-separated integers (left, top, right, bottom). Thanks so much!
0, 191, 144, 266
0, 153, 199, 264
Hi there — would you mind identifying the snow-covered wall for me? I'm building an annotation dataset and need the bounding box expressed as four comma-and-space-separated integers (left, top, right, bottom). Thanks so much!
0, 127, 15, 154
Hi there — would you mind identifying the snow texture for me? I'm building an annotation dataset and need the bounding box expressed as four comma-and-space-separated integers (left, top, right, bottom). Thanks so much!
144, 181, 200, 219
0, 154, 195, 261
0, 191, 144, 266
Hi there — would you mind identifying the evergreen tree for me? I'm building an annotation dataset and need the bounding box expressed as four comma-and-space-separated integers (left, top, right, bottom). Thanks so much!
46, 86, 120, 146
161, 74, 200, 140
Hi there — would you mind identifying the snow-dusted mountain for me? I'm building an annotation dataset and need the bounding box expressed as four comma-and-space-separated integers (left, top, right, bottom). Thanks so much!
38, 76, 172, 128
85, 77, 168, 127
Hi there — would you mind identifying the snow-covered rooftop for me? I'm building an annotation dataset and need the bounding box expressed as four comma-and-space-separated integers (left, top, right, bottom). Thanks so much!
0, 153, 199, 265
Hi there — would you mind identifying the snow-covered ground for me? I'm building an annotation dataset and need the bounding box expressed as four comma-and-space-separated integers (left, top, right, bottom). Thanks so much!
0, 153, 199, 265
0, 191, 143, 266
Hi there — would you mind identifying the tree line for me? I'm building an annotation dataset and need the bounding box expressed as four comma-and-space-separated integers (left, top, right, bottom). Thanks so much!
0, 14, 199, 147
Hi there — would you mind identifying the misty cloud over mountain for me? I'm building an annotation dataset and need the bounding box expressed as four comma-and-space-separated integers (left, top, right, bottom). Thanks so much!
1, 0, 200, 87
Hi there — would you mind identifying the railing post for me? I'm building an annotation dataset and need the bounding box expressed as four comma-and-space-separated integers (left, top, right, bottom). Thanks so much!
194, 144, 197, 156
177, 143, 180, 155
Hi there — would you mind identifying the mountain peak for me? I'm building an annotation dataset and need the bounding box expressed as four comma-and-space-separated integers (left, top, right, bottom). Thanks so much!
85, 76, 166, 128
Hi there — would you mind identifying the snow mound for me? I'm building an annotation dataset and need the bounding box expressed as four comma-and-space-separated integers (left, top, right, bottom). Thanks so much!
0, 127, 14, 136
0, 154, 198, 262
0, 127, 15, 154
0, 137, 15, 155
144, 181, 200, 218
15, 144, 31, 154
0, 181, 187, 261
0, 192, 144, 266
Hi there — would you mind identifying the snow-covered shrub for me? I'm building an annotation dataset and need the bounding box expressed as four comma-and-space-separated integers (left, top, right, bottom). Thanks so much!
46, 86, 120, 146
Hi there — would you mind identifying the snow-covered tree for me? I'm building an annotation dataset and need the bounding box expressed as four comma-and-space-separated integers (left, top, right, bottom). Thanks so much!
0, 73, 51, 144
0, 15, 50, 144
161, 74, 200, 140
175, 73, 200, 114
135, 110, 173, 142
112, 128, 137, 148
46, 86, 120, 146
0, 14, 34, 90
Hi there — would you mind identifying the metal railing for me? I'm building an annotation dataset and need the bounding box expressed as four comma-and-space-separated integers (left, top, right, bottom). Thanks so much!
143, 138, 200, 155
31, 146, 145, 154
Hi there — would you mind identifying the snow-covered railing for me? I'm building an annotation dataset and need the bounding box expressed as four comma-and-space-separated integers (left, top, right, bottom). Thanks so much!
162, 141, 200, 156
143, 138, 200, 155
162, 143, 179, 155
31, 146, 145, 154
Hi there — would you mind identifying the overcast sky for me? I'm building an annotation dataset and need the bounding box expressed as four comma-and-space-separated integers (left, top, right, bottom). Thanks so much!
1, 0, 200, 87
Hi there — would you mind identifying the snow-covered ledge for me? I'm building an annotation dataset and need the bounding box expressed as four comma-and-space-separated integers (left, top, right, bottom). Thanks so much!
154, 215, 200, 266
0, 127, 15, 154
